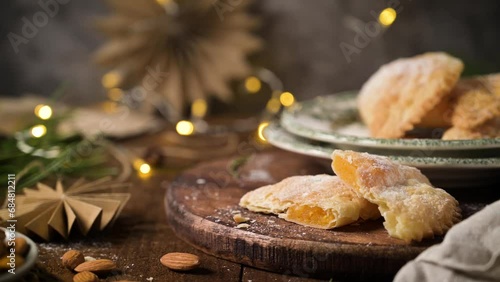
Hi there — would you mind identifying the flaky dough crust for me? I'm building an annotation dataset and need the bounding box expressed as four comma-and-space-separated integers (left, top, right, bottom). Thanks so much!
332, 150, 461, 242
239, 175, 380, 229
358, 52, 463, 138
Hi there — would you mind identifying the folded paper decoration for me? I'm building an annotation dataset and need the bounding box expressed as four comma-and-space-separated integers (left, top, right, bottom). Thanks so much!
93, 0, 262, 117
0, 177, 130, 241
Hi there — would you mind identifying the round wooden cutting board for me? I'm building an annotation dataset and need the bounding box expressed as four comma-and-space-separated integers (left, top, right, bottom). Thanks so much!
165, 150, 443, 279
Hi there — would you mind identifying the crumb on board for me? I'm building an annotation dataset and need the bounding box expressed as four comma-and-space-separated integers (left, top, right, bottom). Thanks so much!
236, 223, 250, 229
233, 214, 250, 224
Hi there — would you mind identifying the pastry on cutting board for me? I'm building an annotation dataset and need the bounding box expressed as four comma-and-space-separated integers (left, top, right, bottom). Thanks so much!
332, 150, 461, 242
239, 174, 380, 229
357, 52, 464, 138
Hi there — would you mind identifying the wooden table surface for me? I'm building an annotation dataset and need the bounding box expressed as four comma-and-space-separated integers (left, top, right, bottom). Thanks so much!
21, 131, 499, 282
28, 156, 325, 282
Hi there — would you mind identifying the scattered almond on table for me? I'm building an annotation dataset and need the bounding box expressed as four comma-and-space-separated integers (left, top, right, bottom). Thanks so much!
62, 250, 85, 270
160, 252, 200, 271
73, 271, 99, 282
74, 259, 117, 273
61, 249, 118, 281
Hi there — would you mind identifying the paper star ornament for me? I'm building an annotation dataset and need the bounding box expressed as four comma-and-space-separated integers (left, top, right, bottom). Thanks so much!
93, 0, 262, 117
0, 177, 130, 241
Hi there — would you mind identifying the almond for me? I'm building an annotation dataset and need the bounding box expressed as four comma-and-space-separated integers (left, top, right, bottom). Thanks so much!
0, 256, 24, 269
62, 250, 85, 270
73, 271, 99, 282
160, 252, 200, 271
14, 237, 29, 256
74, 259, 116, 273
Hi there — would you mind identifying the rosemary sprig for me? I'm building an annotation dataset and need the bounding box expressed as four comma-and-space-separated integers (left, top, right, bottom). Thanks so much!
0, 113, 120, 199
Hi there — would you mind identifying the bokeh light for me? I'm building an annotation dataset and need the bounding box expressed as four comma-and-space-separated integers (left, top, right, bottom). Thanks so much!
176, 120, 195, 136
107, 88, 124, 101
102, 71, 122, 89
379, 8, 397, 26
139, 163, 151, 174
266, 98, 281, 114
31, 125, 47, 138
191, 99, 208, 118
102, 101, 118, 113
156, 0, 172, 5
279, 92, 295, 107
244, 76, 262, 94
257, 122, 269, 141
34, 104, 53, 120
134, 159, 152, 177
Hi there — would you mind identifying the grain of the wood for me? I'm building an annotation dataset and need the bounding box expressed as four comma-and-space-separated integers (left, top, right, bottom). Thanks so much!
242, 266, 329, 282
165, 150, 446, 279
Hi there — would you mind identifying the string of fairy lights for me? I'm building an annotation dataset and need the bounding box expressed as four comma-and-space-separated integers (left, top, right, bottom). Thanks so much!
101, 66, 296, 139
25, 6, 398, 178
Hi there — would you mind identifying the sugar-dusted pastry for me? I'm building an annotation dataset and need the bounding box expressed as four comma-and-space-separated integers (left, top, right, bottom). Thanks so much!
358, 52, 463, 138
442, 118, 500, 140
239, 175, 380, 229
449, 74, 500, 130
416, 93, 454, 128
419, 73, 500, 130
331, 150, 461, 242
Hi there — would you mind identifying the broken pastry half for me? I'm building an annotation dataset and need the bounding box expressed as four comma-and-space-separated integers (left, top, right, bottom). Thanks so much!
332, 150, 461, 242
239, 174, 380, 229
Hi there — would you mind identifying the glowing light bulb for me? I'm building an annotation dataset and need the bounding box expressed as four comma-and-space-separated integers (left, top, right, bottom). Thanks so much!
379, 8, 397, 26
279, 92, 295, 107
102, 71, 122, 89
134, 159, 152, 177
176, 120, 195, 136
31, 125, 47, 138
139, 163, 151, 174
191, 99, 207, 118
257, 122, 269, 141
266, 98, 281, 114
244, 76, 262, 94
34, 104, 52, 120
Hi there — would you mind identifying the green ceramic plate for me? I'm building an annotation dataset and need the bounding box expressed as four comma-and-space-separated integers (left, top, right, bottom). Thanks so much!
280, 91, 500, 158
264, 122, 500, 189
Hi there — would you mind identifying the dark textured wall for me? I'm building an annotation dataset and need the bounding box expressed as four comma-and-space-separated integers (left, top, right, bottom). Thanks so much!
1, 0, 499, 105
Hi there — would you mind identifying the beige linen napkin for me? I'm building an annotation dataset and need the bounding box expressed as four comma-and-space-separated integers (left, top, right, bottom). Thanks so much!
395, 200, 500, 282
